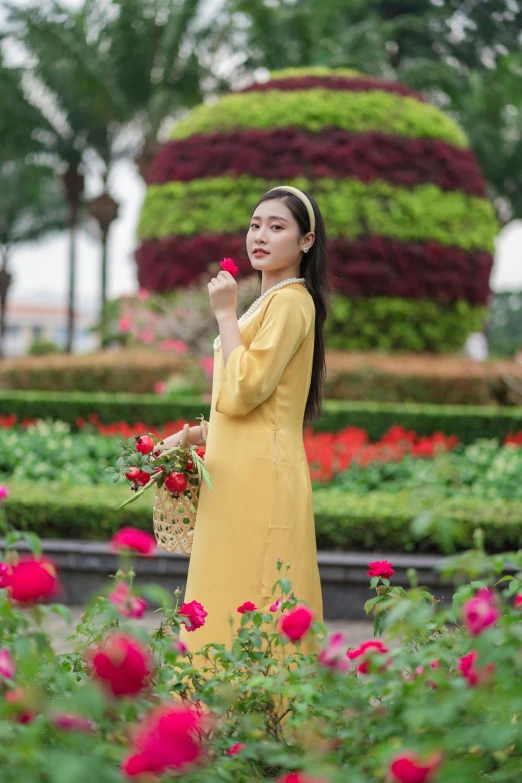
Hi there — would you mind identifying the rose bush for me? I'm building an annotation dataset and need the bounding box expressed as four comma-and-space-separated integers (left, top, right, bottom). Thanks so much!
2, 507, 522, 781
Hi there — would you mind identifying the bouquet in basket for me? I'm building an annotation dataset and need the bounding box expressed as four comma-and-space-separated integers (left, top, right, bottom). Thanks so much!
106, 415, 213, 555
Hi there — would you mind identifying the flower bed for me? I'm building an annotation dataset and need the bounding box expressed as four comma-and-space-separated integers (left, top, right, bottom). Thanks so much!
2, 519, 522, 781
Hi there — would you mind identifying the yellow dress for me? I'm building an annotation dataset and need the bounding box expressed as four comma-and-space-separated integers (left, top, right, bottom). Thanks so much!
178, 282, 323, 660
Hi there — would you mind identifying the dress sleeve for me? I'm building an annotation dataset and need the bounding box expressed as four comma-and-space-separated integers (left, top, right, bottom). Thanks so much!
215, 290, 313, 417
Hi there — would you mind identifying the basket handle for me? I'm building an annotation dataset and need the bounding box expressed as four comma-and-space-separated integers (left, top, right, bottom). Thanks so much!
178, 422, 191, 452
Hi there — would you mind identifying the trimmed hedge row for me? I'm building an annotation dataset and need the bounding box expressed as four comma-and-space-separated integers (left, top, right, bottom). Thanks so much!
3, 481, 521, 555
1, 391, 522, 442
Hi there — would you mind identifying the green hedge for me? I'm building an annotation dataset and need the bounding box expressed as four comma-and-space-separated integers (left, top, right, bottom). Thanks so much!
1, 390, 522, 443
2, 482, 521, 555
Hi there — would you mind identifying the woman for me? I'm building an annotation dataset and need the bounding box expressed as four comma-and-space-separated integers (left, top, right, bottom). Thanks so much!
161, 185, 332, 660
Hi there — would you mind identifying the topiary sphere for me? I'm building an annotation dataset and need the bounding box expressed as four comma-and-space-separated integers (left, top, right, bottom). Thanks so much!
136, 67, 498, 352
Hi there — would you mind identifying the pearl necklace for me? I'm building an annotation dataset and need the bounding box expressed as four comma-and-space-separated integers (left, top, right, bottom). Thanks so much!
213, 277, 307, 351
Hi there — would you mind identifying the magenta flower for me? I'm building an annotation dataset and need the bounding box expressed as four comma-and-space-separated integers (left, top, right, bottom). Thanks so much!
109, 582, 147, 619
0, 485, 9, 502
111, 528, 156, 557
462, 588, 500, 636
237, 601, 257, 614
318, 632, 349, 672
0, 649, 15, 679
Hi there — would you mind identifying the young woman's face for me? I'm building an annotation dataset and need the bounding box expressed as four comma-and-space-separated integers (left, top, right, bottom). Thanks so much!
246, 198, 312, 271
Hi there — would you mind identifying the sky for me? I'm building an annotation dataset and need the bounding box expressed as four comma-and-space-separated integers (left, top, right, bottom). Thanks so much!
4, 0, 522, 319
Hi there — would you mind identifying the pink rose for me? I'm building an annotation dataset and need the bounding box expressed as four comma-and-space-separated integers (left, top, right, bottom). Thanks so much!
237, 601, 257, 614
0, 649, 15, 679
279, 606, 314, 642
318, 632, 349, 672
0, 562, 11, 589
154, 381, 167, 394
457, 650, 495, 687
137, 329, 154, 345
88, 633, 152, 698
137, 288, 149, 301
173, 640, 188, 655
227, 743, 245, 756
462, 588, 500, 636
367, 560, 395, 580
220, 258, 239, 277
50, 712, 96, 732
0, 484, 9, 502
199, 356, 214, 378
111, 528, 156, 557
118, 314, 133, 333
159, 339, 187, 355
270, 598, 283, 612
389, 750, 443, 783
347, 640, 389, 674
109, 582, 147, 619
514, 594, 522, 608
178, 600, 207, 632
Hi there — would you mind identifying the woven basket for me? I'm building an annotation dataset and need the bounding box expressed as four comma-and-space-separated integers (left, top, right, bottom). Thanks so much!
152, 420, 208, 555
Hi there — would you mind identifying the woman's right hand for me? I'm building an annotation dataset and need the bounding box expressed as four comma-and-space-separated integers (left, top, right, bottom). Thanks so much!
154, 430, 183, 457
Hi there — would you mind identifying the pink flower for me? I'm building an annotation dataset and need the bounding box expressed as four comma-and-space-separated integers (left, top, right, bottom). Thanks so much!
178, 600, 207, 632
137, 288, 149, 301
6, 557, 61, 604
0, 649, 15, 679
88, 633, 152, 698
0, 485, 9, 502
227, 743, 245, 756
277, 773, 328, 783
514, 594, 522, 608
462, 588, 500, 636
347, 640, 389, 674
109, 582, 147, 619
238, 601, 257, 614
5, 688, 36, 724
111, 528, 156, 557
50, 712, 96, 732
137, 329, 154, 345
121, 705, 204, 777
279, 606, 314, 642
270, 598, 283, 612
173, 640, 188, 655
199, 356, 214, 378
220, 258, 239, 277
159, 339, 187, 355
457, 650, 495, 687
118, 314, 133, 333
389, 751, 443, 783
318, 632, 349, 672
154, 381, 167, 394
367, 560, 395, 580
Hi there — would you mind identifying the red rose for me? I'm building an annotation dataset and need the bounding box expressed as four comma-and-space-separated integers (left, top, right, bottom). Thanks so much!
367, 560, 395, 580
111, 527, 156, 557
165, 472, 188, 493
220, 257, 239, 277
136, 435, 155, 455
277, 773, 329, 783
515, 594, 522, 608
6, 557, 60, 604
88, 632, 152, 697
279, 606, 314, 642
5, 688, 36, 724
347, 640, 389, 674
237, 601, 257, 614
121, 705, 204, 777
0, 562, 11, 589
462, 588, 500, 636
388, 750, 443, 783
457, 650, 495, 687
50, 712, 96, 732
227, 743, 245, 756
178, 600, 207, 632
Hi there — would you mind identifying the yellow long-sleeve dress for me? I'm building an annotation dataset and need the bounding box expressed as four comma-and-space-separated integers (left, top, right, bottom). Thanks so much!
178, 282, 323, 660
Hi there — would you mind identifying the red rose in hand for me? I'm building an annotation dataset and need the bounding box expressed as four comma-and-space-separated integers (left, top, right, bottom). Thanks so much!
165, 472, 188, 493
367, 560, 395, 580
6, 557, 60, 604
136, 435, 155, 455
178, 600, 207, 632
88, 632, 152, 698
220, 257, 239, 277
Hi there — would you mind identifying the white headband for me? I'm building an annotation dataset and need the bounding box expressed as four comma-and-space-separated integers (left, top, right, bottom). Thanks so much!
266, 185, 316, 234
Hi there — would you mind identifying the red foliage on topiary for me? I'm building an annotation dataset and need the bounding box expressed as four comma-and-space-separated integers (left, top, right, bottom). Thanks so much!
239, 75, 425, 101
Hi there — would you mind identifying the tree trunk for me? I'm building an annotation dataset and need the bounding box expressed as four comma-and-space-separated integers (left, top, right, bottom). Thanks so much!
65, 201, 78, 354
100, 227, 108, 323
0, 248, 12, 360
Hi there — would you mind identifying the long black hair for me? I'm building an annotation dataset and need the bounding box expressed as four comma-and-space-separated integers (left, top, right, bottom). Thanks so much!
251, 188, 332, 426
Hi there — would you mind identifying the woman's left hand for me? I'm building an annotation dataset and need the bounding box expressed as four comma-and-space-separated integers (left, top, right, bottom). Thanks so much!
208, 270, 237, 320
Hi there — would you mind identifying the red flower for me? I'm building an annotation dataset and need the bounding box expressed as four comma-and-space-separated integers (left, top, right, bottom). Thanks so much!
88, 633, 152, 697
5, 688, 36, 724
121, 705, 204, 777
457, 650, 495, 687
50, 712, 96, 732
111, 528, 156, 557
227, 743, 245, 755
237, 601, 257, 614
389, 750, 443, 783
165, 472, 188, 493
367, 560, 395, 580
277, 773, 328, 783
220, 257, 239, 276
514, 594, 522, 608
136, 435, 155, 455
279, 606, 314, 642
318, 632, 349, 672
347, 640, 389, 674
109, 582, 147, 619
178, 600, 208, 632
0, 562, 11, 589
6, 557, 60, 604
462, 588, 500, 636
